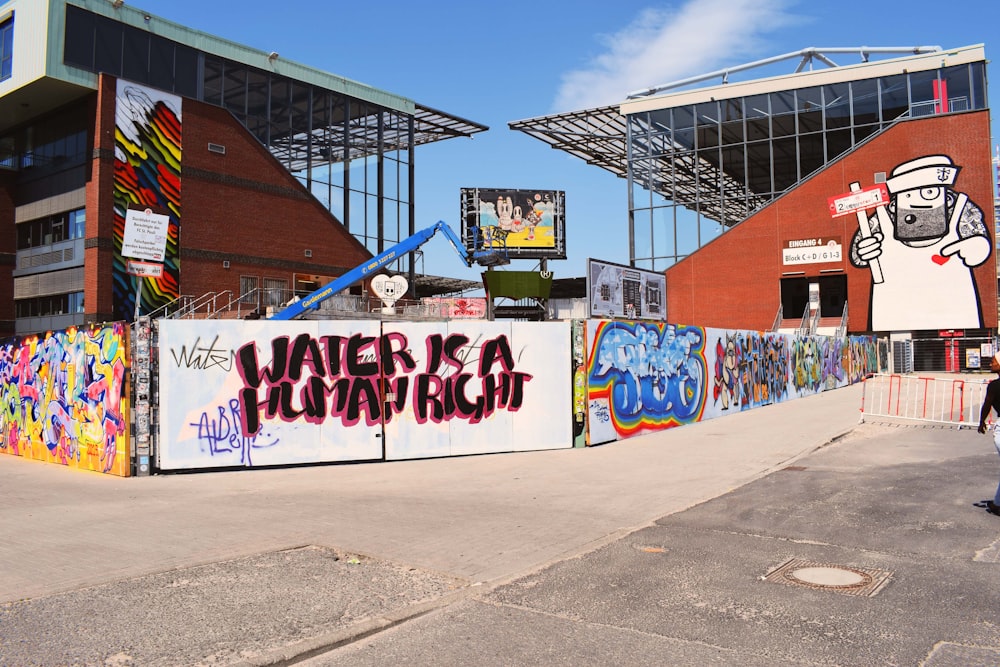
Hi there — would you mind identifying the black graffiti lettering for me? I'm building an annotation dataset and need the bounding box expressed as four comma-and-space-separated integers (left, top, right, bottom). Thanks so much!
413, 369, 533, 424
415, 373, 445, 422
425, 333, 470, 375
289, 333, 326, 381
451, 374, 479, 416
343, 377, 380, 425
170, 335, 234, 372
237, 336, 290, 389
381, 332, 416, 375
302, 376, 328, 422
318, 335, 346, 376
346, 334, 378, 376
479, 336, 514, 376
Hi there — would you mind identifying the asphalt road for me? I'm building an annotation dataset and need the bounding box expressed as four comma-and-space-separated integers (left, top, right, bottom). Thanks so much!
3, 383, 1000, 666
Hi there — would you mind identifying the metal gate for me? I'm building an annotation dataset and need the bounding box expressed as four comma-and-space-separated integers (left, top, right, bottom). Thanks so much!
860, 373, 989, 427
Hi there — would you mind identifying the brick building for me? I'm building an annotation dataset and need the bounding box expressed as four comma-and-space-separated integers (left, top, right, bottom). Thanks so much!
513, 45, 995, 371
0, 0, 485, 336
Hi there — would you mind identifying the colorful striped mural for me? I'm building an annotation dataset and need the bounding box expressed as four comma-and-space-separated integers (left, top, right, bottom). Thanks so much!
113, 80, 182, 321
0, 323, 131, 476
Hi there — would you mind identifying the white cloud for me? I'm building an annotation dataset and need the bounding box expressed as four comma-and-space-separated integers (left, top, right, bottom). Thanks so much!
552, 0, 798, 112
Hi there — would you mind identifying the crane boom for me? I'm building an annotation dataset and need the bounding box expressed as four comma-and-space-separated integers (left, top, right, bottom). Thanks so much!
268, 220, 489, 320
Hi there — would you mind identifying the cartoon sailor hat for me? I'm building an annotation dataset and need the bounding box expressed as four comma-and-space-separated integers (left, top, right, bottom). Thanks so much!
885, 155, 960, 194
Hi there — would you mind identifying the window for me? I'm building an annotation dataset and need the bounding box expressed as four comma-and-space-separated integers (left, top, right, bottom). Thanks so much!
1, 12, 12, 81
15, 293, 80, 318
69, 209, 86, 239
16, 208, 85, 249
262, 278, 288, 307
239, 276, 259, 305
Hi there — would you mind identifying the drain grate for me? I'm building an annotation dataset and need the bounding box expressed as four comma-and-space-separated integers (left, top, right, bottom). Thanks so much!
764, 558, 892, 597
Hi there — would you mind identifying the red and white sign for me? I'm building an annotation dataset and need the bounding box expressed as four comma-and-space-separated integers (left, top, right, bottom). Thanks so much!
828, 184, 889, 218
127, 260, 164, 278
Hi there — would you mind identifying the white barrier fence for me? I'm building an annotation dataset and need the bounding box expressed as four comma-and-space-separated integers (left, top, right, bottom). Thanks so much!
860, 373, 990, 427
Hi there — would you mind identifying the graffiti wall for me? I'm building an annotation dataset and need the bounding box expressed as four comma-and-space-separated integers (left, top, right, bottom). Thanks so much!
157, 319, 572, 469
586, 320, 876, 445
0, 323, 131, 476
114, 80, 182, 321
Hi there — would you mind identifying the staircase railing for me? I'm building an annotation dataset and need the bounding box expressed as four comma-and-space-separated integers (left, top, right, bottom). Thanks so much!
145, 294, 194, 320
771, 304, 783, 332
796, 304, 811, 336
171, 291, 229, 319
836, 301, 849, 338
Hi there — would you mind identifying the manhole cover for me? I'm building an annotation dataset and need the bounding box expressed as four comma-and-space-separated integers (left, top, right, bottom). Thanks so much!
764, 558, 892, 597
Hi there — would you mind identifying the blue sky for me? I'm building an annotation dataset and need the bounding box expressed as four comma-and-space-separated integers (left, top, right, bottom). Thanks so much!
132, 0, 999, 283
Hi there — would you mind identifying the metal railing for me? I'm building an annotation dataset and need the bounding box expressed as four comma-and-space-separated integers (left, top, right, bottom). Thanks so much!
771, 305, 783, 332
836, 302, 849, 338
169, 291, 232, 319
796, 304, 811, 336
146, 294, 194, 320
860, 373, 989, 427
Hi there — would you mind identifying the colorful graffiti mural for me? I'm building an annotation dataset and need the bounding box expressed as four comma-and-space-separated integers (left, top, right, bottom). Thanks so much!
0, 323, 131, 476
114, 80, 182, 321
586, 321, 708, 442
587, 320, 877, 446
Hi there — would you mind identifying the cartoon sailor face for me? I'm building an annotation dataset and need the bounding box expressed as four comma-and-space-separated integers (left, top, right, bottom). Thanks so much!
885, 155, 960, 246
895, 185, 947, 243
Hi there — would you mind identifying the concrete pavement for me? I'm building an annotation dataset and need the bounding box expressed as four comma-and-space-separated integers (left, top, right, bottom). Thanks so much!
5, 381, 998, 664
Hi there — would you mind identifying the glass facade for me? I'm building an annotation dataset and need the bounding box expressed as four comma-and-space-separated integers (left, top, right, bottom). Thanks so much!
63, 5, 417, 268
627, 62, 989, 271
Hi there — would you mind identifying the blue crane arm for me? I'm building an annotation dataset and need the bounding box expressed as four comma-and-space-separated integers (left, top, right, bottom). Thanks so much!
268, 221, 472, 320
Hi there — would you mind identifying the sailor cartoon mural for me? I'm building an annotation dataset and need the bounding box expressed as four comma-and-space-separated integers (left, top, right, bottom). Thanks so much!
849, 155, 990, 331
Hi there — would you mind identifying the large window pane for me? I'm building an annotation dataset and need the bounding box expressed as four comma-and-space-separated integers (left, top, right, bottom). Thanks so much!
970, 61, 986, 109
879, 74, 909, 123
122, 29, 149, 81
796, 86, 823, 133
772, 137, 797, 192
824, 83, 851, 129
94, 15, 123, 76
942, 63, 972, 112
908, 70, 938, 116
695, 101, 720, 149
851, 79, 879, 126
203, 57, 223, 105
746, 141, 771, 195
63, 6, 95, 69
745, 94, 770, 141
149, 35, 175, 91
223, 66, 247, 115
770, 91, 796, 137
798, 134, 825, 178
174, 45, 198, 98
719, 98, 744, 144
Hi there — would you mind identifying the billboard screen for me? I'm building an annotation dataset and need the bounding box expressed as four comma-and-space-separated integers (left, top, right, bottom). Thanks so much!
461, 188, 566, 260
587, 258, 666, 321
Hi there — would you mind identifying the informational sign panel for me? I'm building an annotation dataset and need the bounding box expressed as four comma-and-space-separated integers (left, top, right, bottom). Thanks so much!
587, 258, 666, 321
782, 237, 843, 266
460, 188, 566, 260
122, 208, 170, 261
